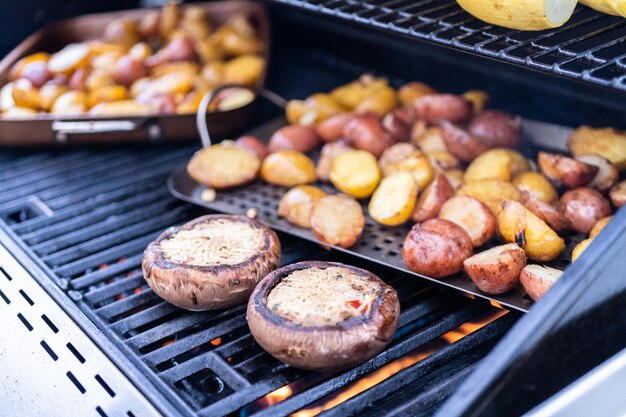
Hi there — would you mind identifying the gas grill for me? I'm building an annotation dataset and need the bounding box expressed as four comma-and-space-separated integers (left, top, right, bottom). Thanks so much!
1, 2, 626, 416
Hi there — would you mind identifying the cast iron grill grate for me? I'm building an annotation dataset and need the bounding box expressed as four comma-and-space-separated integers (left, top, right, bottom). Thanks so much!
269, 0, 626, 91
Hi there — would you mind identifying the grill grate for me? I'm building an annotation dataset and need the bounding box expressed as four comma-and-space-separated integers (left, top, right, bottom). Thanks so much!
269, 0, 626, 91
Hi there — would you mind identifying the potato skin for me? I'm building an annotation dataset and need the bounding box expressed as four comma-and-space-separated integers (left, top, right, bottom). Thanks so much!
463, 243, 527, 294
379, 143, 434, 190
413, 94, 473, 124
439, 196, 496, 248
236, 136, 268, 160
310, 194, 365, 248
520, 265, 563, 301
246, 261, 400, 371
412, 173, 455, 222
557, 188, 612, 234
468, 110, 522, 148
610, 180, 626, 208
316, 112, 354, 142
343, 114, 395, 158
576, 154, 619, 194
278, 185, 327, 228
402, 218, 473, 278
268, 125, 321, 153
440, 121, 491, 162
520, 191, 572, 234
538, 152, 599, 189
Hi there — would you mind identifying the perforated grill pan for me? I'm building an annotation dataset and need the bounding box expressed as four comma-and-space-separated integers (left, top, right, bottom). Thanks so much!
168, 117, 585, 313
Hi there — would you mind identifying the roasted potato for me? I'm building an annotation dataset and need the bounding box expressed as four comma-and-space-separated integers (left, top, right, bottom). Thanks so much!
88, 85, 127, 107
440, 121, 490, 162
89, 99, 153, 116
463, 243, 526, 294
11, 85, 41, 110
464, 149, 513, 182
572, 238, 592, 262
427, 150, 461, 171
590, 216, 612, 238
557, 188, 612, 234
354, 85, 397, 116
538, 151, 598, 189
51, 91, 88, 115
520, 265, 563, 301
368, 172, 418, 226
379, 143, 434, 190
48, 43, 91, 75
235, 136, 268, 160
330, 150, 381, 199
286, 94, 345, 126
316, 141, 353, 181
343, 114, 395, 158
223, 54, 264, 85
499, 148, 532, 177
610, 180, 626, 208
457, 179, 521, 215
442, 169, 464, 191
413, 94, 473, 124
513, 172, 558, 204
569, 126, 626, 171
468, 110, 522, 148
462, 90, 489, 113
439, 196, 496, 247
575, 154, 619, 194
268, 125, 321, 153
383, 106, 414, 142
9, 52, 50, 88
413, 126, 447, 153
188, 144, 260, 189
104, 18, 139, 49
412, 173, 455, 222
316, 112, 354, 142
520, 192, 572, 234
260, 150, 316, 187
398, 82, 435, 106
498, 200, 565, 262
278, 185, 327, 228
402, 218, 473, 278
310, 194, 365, 248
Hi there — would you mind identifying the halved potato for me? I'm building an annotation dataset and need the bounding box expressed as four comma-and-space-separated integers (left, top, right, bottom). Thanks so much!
48, 43, 91, 74
463, 243, 527, 294
538, 151, 599, 189
379, 143, 434, 190
427, 151, 461, 171
310, 194, 365, 248
88, 100, 152, 116
513, 172, 558, 204
498, 200, 565, 262
188, 144, 260, 189
51, 91, 88, 115
412, 173, 455, 222
354, 85, 397, 116
610, 180, 626, 208
343, 114, 395, 158
369, 172, 418, 226
261, 150, 317, 187
278, 185, 327, 228
286, 93, 345, 126
440, 121, 491, 162
575, 154, 619, 194
457, 179, 521, 215
398, 82, 436, 106
569, 126, 626, 170
439, 196, 496, 247
330, 150, 381, 199
316, 141, 353, 181
572, 238, 593, 262
590, 216, 612, 238
520, 265, 563, 301
413, 126, 447, 153
464, 149, 513, 182
442, 169, 464, 191
520, 192, 572, 234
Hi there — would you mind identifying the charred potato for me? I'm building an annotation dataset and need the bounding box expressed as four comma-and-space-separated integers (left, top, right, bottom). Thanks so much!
316, 141, 353, 181
402, 218, 473, 278
557, 188, 612, 234
261, 150, 316, 187
513, 172, 558, 204
343, 114, 395, 158
538, 151, 599, 189
575, 154, 619, 194
439, 196, 496, 248
413, 94, 473, 124
520, 265, 563, 301
368, 172, 418, 226
610, 180, 626, 208
457, 179, 521, 215
268, 125, 321, 153
187, 144, 260, 189
463, 243, 526, 294
278, 185, 327, 228
412, 173, 455, 222
330, 150, 381, 199
569, 126, 626, 171
310, 194, 365, 248
520, 192, 572, 234
468, 110, 522, 148
440, 121, 491, 162
379, 143, 434, 190
498, 200, 565, 262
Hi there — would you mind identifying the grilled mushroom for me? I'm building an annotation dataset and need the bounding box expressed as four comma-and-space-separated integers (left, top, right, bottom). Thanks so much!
142, 214, 281, 311
247, 261, 400, 370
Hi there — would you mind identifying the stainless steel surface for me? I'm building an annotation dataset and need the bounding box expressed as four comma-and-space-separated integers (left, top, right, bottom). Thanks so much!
168, 117, 579, 313
0, 243, 161, 417
525, 347, 626, 417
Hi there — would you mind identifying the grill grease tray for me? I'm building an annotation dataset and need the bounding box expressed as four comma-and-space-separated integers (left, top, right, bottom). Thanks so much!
168, 117, 583, 313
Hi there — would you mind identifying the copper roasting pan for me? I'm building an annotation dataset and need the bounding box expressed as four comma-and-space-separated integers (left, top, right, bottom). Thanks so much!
0, 1, 269, 146
168, 117, 585, 314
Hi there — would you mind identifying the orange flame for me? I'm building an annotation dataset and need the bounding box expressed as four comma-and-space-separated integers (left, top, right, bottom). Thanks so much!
264, 386, 294, 407
210, 337, 222, 346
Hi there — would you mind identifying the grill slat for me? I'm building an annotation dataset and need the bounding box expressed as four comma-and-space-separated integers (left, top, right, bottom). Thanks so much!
111, 302, 179, 336
72, 255, 143, 290
161, 351, 252, 389
83, 274, 145, 305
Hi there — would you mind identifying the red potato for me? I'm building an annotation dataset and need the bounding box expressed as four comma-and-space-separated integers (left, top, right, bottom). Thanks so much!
402, 218, 473, 278
68, 68, 89, 91
343, 113, 396, 158
20, 60, 49, 88
383, 106, 415, 142
139, 10, 160, 39
439, 121, 491, 162
412, 173, 455, 222
413, 94, 473, 124
268, 125, 322, 153
463, 243, 527, 294
520, 264, 563, 301
538, 151, 599, 189
236, 136, 268, 160
316, 141, 353, 181
610, 180, 626, 208
135, 91, 177, 113
557, 188, 612, 234
520, 192, 572, 234
468, 110, 522, 148
113, 55, 148, 86
575, 154, 619, 194
439, 196, 496, 247
316, 112, 354, 142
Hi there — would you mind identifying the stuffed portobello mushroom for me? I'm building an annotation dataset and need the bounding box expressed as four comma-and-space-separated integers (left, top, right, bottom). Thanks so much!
247, 261, 400, 371
142, 215, 281, 311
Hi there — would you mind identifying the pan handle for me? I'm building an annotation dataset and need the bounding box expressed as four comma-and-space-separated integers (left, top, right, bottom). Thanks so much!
196, 84, 287, 148
51, 119, 162, 144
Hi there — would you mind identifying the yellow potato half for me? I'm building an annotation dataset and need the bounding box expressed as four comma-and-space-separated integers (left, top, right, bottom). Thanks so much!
330, 150, 381, 199
369, 172, 418, 226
